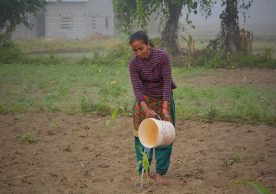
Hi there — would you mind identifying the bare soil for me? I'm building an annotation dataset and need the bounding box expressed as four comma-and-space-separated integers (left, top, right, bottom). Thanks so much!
0, 68, 276, 194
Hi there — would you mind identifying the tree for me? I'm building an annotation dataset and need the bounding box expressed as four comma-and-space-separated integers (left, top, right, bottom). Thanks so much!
0, 0, 46, 39
216, 0, 253, 55
113, 0, 213, 55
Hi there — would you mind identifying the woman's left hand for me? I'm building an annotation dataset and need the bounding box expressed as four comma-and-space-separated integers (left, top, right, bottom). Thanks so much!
163, 101, 170, 121
163, 109, 170, 121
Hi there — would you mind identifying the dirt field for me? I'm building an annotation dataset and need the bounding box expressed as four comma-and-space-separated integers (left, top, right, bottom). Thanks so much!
0, 68, 276, 194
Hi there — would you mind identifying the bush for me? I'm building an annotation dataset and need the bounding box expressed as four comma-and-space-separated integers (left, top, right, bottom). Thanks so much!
22, 54, 66, 65
105, 43, 132, 65
78, 43, 132, 66
189, 47, 276, 68
191, 48, 226, 68
0, 35, 24, 64
151, 37, 162, 48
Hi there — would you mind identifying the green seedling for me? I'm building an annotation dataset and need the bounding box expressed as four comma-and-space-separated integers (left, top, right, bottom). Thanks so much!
136, 146, 150, 188
111, 107, 118, 121
234, 180, 271, 194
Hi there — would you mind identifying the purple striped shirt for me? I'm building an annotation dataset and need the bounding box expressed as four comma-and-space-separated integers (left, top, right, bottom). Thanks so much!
129, 48, 176, 102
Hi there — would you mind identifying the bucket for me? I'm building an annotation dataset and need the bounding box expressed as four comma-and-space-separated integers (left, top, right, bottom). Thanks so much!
138, 118, 175, 148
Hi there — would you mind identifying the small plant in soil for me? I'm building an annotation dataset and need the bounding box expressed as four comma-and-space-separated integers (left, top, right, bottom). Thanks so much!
135, 146, 150, 188
234, 180, 271, 194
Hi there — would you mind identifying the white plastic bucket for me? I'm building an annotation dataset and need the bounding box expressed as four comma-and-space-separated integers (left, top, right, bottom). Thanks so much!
138, 118, 175, 148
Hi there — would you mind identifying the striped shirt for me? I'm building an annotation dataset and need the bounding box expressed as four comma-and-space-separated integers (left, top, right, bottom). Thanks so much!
129, 48, 176, 102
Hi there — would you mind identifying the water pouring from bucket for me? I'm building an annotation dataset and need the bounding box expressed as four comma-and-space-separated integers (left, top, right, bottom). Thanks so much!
138, 115, 176, 148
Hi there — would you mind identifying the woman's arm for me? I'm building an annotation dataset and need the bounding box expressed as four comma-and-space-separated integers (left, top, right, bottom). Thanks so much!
129, 60, 155, 118
162, 53, 172, 121
161, 52, 172, 101
129, 60, 143, 103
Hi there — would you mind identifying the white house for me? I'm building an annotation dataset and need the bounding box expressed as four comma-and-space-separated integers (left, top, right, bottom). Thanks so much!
12, 0, 115, 39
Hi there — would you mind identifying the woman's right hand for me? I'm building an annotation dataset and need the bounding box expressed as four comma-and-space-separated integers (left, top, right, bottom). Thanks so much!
145, 109, 156, 118
140, 101, 156, 118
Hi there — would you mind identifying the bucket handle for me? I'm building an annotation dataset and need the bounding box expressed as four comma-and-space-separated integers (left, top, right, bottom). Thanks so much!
154, 113, 162, 120
154, 113, 168, 135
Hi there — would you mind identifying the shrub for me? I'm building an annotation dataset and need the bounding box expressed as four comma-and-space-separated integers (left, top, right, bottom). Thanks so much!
0, 35, 24, 64
192, 48, 226, 68
189, 47, 276, 68
105, 43, 132, 65
22, 54, 66, 65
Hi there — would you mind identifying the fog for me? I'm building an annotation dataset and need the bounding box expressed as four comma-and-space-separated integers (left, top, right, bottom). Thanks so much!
10, 0, 276, 39
181, 0, 276, 34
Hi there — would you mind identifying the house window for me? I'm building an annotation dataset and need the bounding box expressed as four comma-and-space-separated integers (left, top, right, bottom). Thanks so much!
60, 15, 73, 29
105, 17, 109, 29
92, 16, 96, 29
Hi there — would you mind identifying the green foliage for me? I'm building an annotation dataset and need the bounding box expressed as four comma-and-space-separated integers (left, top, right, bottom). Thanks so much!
192, 48, 226, 68
229, 49, 275, 68
0, 36, 23, 64
0, 103, 5, 113
215, 0, 253, 55
174, 85, 276, 125
113, 0, 164, 33
22, 54, 66, 65
0, 0, 46, 37
105, 43, 132, 65
135, 161, 142, 176
100, 84, 127, 98
190, 47, 276, 68
80, 100, 111, 116
136, 146, 150, 186
111, 107, 118, 121
234, 180, 271, 194
113, 0, 213, 54
0, 38, 275, 125
151, 37, 162, 48
113, 0, 213, 33
76, 43, 132, 66
76, 55, 90, 66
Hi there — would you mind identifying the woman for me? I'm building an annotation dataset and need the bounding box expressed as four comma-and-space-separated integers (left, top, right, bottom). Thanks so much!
128, 31, 176, 184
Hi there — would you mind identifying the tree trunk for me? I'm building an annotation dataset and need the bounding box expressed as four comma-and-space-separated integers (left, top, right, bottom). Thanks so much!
161, 2, 183, 56
222, 0, 241, 55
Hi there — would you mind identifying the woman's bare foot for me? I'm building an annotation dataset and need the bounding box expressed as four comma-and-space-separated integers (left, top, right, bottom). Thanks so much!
154, 173, 166, 184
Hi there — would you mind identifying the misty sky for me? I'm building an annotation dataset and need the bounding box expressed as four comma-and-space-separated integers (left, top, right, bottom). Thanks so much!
182, 0, 276, 27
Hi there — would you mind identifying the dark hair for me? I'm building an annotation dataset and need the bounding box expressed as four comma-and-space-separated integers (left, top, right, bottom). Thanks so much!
129, 31, 154, 47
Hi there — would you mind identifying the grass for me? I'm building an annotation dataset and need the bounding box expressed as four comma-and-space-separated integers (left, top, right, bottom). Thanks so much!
15, 37, 124, 54
174, 85, 276, 125
0, 37, 275, 125
0, 62, 133, 114
0, 62, 275, 125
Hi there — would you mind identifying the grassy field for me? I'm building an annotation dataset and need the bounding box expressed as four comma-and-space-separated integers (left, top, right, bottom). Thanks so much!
0, 62, 275, 126
0, 63, 132, 114
1, 32, 275, 194
0, 36, 275, 125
